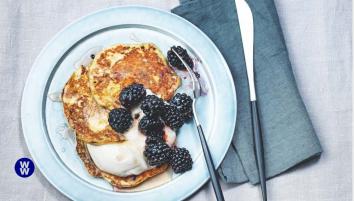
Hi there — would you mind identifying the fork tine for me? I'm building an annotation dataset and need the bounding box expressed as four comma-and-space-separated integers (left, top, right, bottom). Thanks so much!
170, 48, 201, 98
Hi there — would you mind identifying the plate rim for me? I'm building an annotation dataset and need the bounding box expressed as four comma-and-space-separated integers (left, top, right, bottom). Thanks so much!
21, 5, 237, 201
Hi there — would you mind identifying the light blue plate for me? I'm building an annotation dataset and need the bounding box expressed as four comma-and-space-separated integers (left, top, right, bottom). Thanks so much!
21, 6, 236, 201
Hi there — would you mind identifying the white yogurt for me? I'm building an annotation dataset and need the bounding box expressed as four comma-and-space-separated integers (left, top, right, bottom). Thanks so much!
87, 105, 176, 177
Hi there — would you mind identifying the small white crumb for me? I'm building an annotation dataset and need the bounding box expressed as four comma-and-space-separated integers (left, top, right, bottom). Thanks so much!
48, 91, 62, 102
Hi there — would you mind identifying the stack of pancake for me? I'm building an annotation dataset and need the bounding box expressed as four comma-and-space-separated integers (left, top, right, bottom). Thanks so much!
62, 43, 180, 188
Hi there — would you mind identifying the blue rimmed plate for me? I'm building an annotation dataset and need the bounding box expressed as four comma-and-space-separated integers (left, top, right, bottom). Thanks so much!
21, 6, 236, 201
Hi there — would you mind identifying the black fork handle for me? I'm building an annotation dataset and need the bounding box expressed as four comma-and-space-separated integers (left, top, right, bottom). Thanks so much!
251, 101, 267, 201
197, 125, 225, 201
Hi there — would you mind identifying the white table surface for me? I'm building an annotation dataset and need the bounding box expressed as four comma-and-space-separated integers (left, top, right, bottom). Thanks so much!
0, 0, 351, 201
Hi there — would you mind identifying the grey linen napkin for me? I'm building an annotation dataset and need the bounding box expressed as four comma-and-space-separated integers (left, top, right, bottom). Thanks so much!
172, 0, 322, 184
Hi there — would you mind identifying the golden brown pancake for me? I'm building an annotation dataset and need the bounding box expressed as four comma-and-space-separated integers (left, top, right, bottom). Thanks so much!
88, 43, 180, 109
62, 66, 125, 144
76, 139, 169, 188
63, 43, 180, 189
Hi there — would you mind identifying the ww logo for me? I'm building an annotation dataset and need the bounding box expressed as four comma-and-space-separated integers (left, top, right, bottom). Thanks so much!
15, 158, 35, 178
19, 161, 30, 176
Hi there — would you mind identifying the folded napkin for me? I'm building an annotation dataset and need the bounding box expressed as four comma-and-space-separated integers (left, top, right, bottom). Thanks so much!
172, 0, 322, 184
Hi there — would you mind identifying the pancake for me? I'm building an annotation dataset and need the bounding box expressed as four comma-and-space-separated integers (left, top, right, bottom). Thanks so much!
63, 43, 180, 189
76, 139, 169, 188
62, 66, 125, 144
88, 43, 180, 109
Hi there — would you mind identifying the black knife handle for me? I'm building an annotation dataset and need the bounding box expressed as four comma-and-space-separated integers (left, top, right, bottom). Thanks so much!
251, 101, 267, 201
197, 125, 225, 201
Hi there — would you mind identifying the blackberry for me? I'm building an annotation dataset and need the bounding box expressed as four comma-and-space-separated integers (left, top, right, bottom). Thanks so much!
138, 115, 164, 133
170, 93, 193, 121
161, 105, 184, 129
145, 135, 163, 145
170, 147, 193, 173
108, 108, 132, 133
119, 83, 146, 108
167, 46, 194, 70
141, 95, 165, 116
144, 141, 172, 166
145, 129, 164, 138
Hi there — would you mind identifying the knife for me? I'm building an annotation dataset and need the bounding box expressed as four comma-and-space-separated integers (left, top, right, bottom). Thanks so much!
235, 0, 268, 201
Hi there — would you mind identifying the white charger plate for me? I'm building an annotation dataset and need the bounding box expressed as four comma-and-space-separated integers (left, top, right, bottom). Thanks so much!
21, 6, 236, 201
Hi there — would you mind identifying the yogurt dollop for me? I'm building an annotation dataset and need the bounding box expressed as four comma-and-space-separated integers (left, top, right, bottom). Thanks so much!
87, 106, 176, 177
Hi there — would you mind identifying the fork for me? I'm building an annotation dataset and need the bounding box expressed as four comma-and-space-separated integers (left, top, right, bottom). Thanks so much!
171, 48, 225, 201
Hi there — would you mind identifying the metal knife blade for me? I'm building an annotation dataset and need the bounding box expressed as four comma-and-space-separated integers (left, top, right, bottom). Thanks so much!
235, 0, 256, 101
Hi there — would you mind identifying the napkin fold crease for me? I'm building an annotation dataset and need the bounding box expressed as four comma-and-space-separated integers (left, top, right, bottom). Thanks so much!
172, 0, 322, 184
